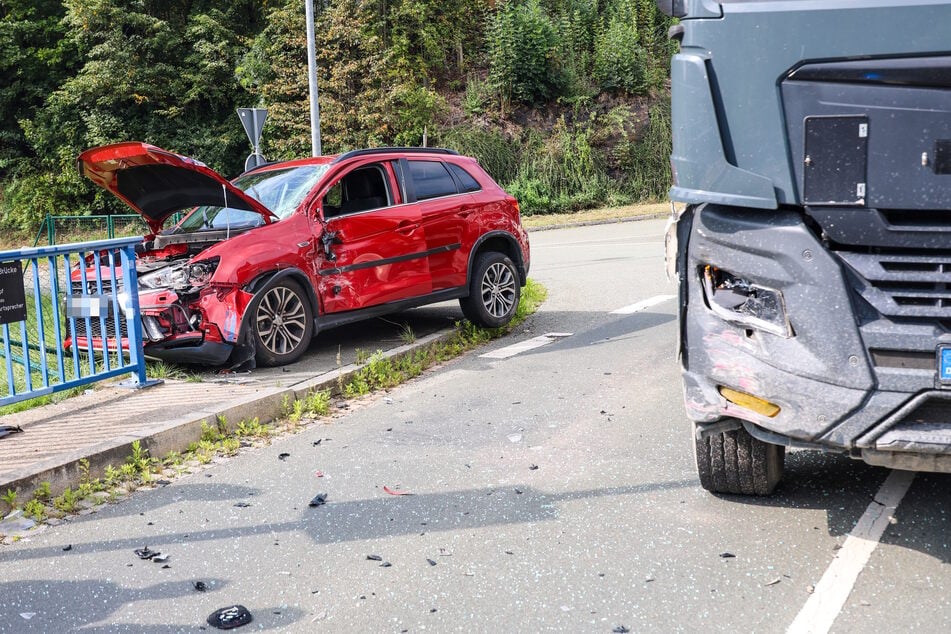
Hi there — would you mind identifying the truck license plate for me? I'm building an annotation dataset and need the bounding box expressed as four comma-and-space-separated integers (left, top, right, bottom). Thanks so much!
939, 347, 951, 383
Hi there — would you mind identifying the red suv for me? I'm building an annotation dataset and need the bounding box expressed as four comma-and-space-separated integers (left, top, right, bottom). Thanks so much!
75, 142, 531, 368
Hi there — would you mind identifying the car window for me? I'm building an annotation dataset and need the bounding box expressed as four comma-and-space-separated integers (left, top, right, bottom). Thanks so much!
408, 160, 458, 201
447, 163, 482, 193
323, 164, 391, 218
234, 164, 327, 219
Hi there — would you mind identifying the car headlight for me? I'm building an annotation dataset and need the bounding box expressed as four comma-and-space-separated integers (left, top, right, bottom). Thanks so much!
186, 257, 219, 287
139, 263, 188, 290
701, 266, 793, 338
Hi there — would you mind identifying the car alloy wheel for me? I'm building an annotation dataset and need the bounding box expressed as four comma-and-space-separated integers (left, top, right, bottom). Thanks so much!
252, 279, 314, 366
481, 261, 517, 319
460, 251, 521, 329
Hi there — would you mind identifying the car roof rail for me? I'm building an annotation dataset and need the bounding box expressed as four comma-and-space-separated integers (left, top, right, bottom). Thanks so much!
331, 147, 460, 165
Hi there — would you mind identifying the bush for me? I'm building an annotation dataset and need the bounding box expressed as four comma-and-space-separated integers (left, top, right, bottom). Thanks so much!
487, 0, 567, 111
593, 16, 648, 95
440, 125, 520, 185
614, 98, 671, 200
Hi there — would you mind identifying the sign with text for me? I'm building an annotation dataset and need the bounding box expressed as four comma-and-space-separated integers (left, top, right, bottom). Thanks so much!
0, 260, 27, 325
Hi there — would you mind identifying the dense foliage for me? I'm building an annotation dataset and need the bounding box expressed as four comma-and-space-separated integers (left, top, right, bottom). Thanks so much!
0, 0, 674, 236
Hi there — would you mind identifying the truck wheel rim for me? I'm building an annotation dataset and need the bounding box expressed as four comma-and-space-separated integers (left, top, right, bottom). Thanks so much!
256, 287, 307, 355
481, 262, 516, 318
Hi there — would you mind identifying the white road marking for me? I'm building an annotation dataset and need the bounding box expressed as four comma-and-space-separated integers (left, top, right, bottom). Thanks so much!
480, 333, 573, 359
533, 238, 663, 248
787, 469, 916, 634
610, 294, 676, 315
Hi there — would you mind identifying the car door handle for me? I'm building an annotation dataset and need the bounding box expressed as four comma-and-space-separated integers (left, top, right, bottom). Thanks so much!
396, 221, 419, 234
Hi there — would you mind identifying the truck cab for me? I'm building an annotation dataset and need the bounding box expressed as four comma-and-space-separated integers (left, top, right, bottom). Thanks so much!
661, 0, 951, 493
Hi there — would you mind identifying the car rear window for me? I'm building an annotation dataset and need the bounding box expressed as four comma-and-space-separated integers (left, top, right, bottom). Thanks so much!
409, 160, 458, 200
447, 163, 482, 193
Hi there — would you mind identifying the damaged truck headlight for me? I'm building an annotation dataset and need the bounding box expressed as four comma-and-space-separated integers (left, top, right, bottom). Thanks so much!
701, 266, 793, 337
186, 257, 219, 287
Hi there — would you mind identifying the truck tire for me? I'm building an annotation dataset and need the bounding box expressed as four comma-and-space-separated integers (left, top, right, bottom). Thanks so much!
694, 421, 784, 495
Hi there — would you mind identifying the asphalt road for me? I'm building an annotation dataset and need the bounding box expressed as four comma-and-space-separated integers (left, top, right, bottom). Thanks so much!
1, 219, 949, 632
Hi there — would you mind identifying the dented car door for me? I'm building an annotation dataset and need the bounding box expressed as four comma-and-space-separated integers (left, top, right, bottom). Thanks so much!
316, 161, 432, 313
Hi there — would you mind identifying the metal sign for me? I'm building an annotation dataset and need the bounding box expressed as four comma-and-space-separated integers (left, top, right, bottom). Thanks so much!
0, 260, 26, 325
245, 152, 267, 172
237, 108, 268, 149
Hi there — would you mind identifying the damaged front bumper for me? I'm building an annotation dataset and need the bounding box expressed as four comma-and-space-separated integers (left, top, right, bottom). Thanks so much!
680, 203, 951, 472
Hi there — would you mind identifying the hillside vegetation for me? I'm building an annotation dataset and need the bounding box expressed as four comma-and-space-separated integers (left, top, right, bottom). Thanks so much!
0, 0, 675, 238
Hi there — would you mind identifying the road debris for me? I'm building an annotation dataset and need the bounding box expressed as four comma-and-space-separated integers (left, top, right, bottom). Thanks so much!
380, 561, 392, 568
507, 433, 523, 443
233, 502, 252, 508
308, 493, 328, 507
194, 581, 208, 592
528, 464, 539, 471
206, 605, 253, 630
613, 627, 630, 633
134, 546, 160, 560
314, 470, 324, 478
313, 439, 322, 446
19, 613, 36, 620
764, 577, 782, 586
383, 485, 413, 496
153, 553, 170, 563
0, 425, 24, 439
278, 453, 291, 461
62, 544, 72, 552
719, 552, 736, 559
366, 554, 383, 561
427, 559, 437, 566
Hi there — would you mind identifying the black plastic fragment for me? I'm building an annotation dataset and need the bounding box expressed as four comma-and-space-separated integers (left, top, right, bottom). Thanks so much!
308, 493, 328, 507
528, 464, 539, 471
613, 627, 630, 634
233, 502, 252, 508
63, 544, 72, 552
426, 559, 437, 566
194, 581, 208, 592
719, 552, 736, 559
380, 561, 392, 568
366, 554, 383, 561
207, 605, 253, 630
134, 546, 159, 560
313, 439, 322, 446
0, 425, 24, 439
278, 453, 290, 461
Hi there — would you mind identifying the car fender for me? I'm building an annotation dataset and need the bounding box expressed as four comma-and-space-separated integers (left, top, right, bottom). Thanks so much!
466, 231, 527, 288
225, 268, 321, 370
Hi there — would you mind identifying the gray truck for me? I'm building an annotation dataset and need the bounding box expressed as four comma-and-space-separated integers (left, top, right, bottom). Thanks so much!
659, 0, 951, 494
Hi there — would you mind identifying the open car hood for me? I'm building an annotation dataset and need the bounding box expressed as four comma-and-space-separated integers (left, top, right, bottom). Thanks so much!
78, 142, 276, 234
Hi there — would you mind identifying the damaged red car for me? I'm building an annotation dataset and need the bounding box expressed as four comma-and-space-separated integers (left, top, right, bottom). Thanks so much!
73, 142, 530, 368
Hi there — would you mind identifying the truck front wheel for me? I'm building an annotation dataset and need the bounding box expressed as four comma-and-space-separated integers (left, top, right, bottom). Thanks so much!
694, 421, 784, 495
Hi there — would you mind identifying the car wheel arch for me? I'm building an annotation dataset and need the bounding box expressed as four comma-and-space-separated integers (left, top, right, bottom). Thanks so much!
227, 268, 320, 370
466, 231, 526, 290
245, 268, 322, 322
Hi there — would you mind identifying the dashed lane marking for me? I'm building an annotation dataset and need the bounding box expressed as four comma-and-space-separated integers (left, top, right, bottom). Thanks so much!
610, 294, 676, 315
479, 333, 573, 360
787, 469, 916, 634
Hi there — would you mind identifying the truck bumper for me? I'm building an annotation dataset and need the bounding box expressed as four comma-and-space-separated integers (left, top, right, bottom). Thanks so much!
680, 204, 951, 472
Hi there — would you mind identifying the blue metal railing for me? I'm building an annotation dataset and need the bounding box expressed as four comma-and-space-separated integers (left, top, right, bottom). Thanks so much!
0, 237, 156, 408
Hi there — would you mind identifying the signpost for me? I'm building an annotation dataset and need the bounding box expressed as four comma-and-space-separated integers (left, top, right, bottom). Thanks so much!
0, 261, 26, 325
237, 107, 268, 172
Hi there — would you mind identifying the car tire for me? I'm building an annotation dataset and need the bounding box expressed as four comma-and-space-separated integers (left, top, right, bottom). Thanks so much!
460, 251, 521, 328
694, 420, 784, 495
250, 279, 314, 367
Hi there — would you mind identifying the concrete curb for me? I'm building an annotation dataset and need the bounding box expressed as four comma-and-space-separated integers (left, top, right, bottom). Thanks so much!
526, 212, 669, 233
0, 327, 462, 505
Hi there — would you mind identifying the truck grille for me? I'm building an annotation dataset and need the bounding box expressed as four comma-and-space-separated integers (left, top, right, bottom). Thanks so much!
837, 251, 951, 320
